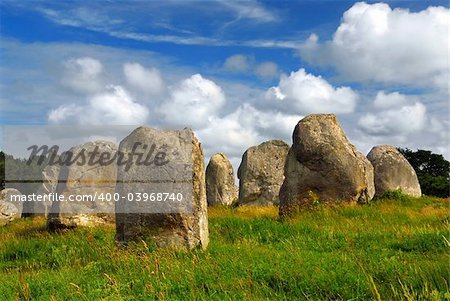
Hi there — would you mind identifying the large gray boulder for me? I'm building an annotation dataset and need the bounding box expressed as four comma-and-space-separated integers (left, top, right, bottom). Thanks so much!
115, 127, 209, 250
206, 153, 238, 206
47, 140, 117, 230
279, 114, 375, 218
0, 188, 23, 226
367, 145, 421, 197
238, 140, 289, 206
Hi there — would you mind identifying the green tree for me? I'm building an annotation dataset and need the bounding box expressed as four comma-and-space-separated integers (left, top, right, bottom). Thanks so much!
0, 151, 51, 195
0, 151, 4, 190
398, 148, 450, 198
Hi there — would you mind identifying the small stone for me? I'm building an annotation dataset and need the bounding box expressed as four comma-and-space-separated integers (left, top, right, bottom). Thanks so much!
367, 145, 421, 197
238, 140, 289, 206
206, 153, 238, 206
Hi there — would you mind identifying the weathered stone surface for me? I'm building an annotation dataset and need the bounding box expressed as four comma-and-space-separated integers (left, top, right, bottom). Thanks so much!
31, 163, 60, 217
115, 127, 209, 250
238, 140, 289, 206
279, 114, 375, 218
206, 153, 238, 206
39, 163, 60, 195
367, 145, 421, 197
47, 140, 117, 230
0, 188, 22, 226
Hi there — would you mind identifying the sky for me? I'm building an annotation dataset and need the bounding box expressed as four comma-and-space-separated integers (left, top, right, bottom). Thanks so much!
0, 0, 449, 170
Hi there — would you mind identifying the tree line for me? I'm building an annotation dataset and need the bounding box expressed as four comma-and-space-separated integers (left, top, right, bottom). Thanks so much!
0, 151, 49, 195
398, 148, 449, 198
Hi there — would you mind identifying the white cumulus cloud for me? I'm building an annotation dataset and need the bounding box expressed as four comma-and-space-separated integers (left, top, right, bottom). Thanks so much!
197, 103, 300, 160
83, 85, 149, 124
197, 110, 259, 158
61, 57, 104, 93
299, 2, 449, 90
123, 62, 165, 95
48, 104, 83, 123
265, 68, 358, 114
372, 91, 413, 109
158, 74, 226, 129
358, 98, 427, 137
49, 85, 149, 125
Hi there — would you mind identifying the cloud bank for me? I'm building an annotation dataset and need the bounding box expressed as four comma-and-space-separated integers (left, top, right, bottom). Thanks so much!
265, 68, 358, 114
2, 1, 449, 167
299, 2, 450, 91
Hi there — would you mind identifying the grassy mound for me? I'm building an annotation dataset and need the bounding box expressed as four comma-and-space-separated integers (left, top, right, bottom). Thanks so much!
0, 195, 449, 300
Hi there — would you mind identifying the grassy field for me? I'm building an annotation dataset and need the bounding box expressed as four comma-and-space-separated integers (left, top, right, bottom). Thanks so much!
0, 194, 449, 300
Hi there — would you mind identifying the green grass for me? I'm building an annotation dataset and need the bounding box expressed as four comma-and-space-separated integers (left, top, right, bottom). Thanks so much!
0, 195, 449, 300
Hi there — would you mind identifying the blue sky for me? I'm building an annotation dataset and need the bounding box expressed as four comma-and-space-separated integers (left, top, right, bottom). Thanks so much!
0, 0, 449, 165
2, 1, 445, 80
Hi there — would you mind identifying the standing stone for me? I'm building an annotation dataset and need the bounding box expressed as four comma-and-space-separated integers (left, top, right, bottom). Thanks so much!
279, 114, 375, 218
0, 188, 22, 226
238, 140, 289, 206
367, 145, 421, 197
47, 140, 117, 230
31, 163, 60, 217
115, 127, 209, 250
206, 153, 238, 206
39, 162, 60, 196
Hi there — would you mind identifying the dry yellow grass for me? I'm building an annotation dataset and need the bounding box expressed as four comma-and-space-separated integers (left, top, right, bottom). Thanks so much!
207, 205, 278, 219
